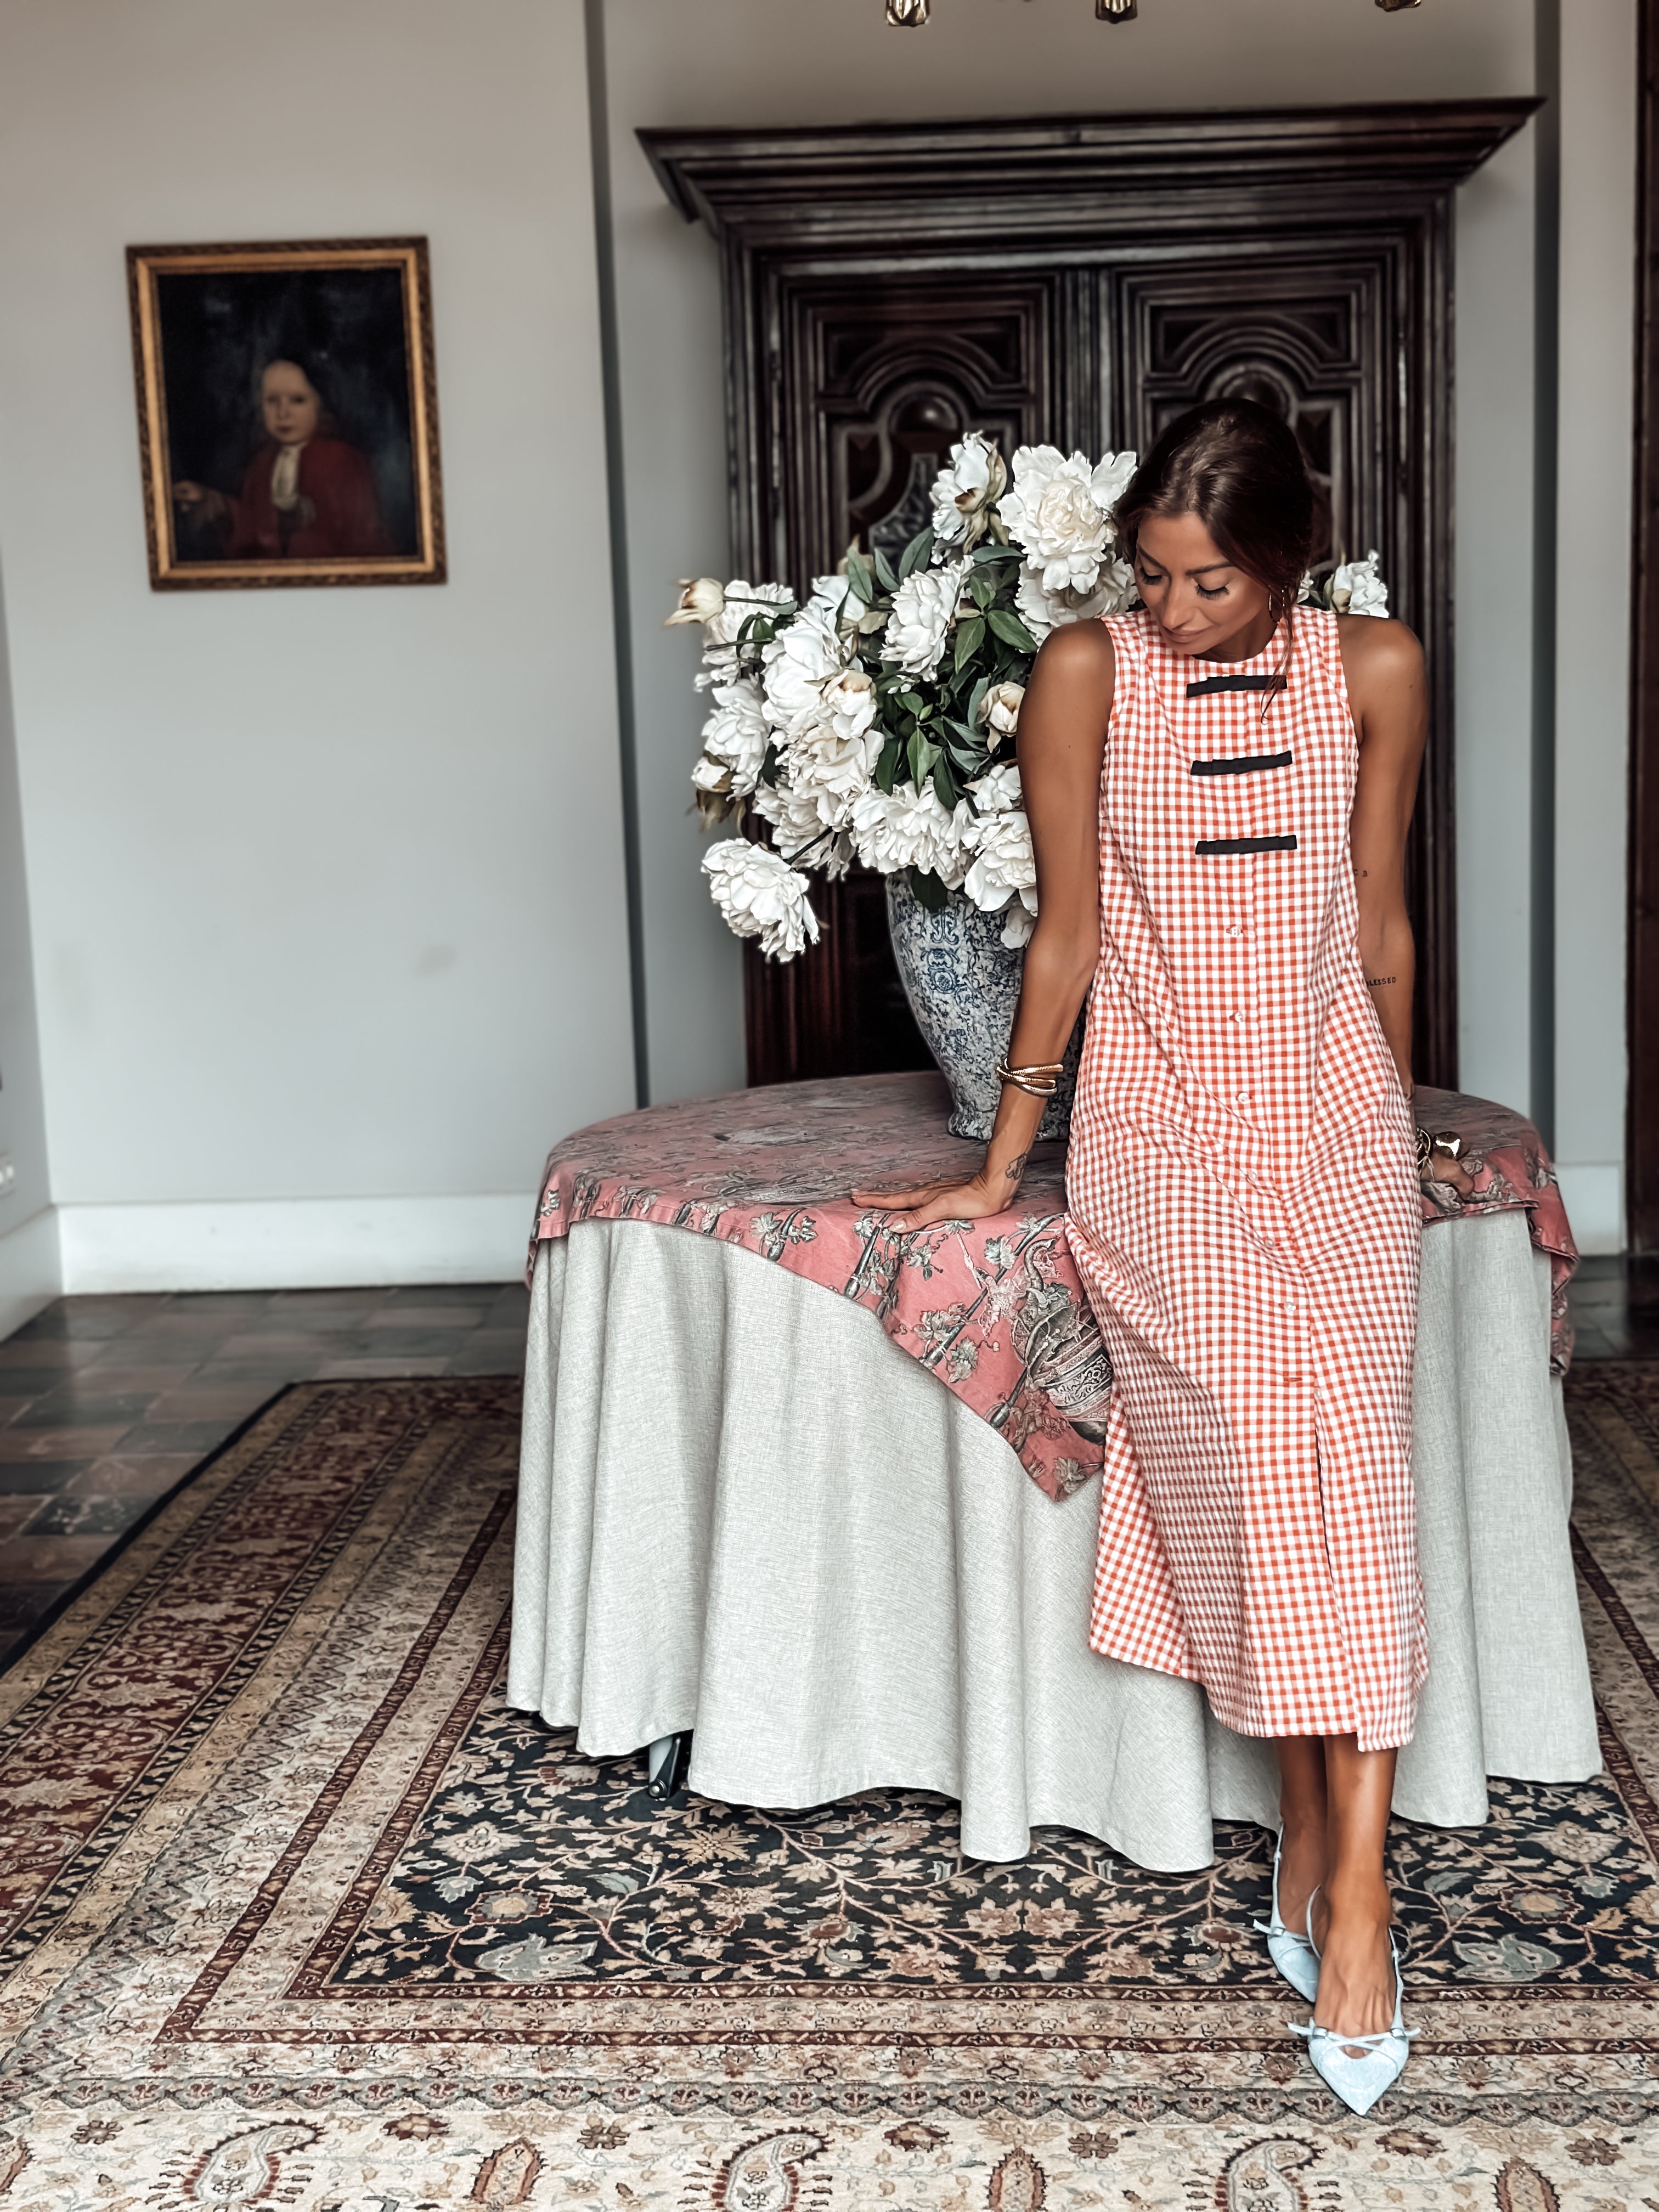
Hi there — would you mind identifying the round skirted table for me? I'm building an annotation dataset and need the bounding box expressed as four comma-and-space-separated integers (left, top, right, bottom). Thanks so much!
506, 1071, 1599, 1867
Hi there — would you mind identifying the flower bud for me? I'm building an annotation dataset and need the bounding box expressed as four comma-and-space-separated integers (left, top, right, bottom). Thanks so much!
979, 681, 1026, 749
666, 577, 726, 626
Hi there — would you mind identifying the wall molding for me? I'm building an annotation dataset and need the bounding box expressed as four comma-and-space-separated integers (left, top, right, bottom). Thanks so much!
55, 1194, 531, 1295
0, 1205, 63, 1337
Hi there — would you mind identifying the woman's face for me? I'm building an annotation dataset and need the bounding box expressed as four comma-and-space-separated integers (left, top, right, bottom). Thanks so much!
261, 362, 321, 447
1132, 510, 1275, 659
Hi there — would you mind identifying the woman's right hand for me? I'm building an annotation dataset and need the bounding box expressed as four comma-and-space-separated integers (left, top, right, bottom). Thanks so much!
851, 1164, 1028, 1231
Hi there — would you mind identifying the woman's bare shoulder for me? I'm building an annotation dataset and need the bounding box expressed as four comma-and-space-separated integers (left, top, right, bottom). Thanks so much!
1030, 617, 1118, 706
1335, 612, 1423, 694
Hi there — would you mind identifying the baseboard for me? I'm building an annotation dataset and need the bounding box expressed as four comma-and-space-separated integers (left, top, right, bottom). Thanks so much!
1554, 1162, 1624, 1256
0, 1204, 63, 1337
55, 1194, 532, 1294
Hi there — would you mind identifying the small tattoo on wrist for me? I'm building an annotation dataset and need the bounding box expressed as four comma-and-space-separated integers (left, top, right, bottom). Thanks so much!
1005, 1153, 1028, 1181
1365, 976, 1396, 988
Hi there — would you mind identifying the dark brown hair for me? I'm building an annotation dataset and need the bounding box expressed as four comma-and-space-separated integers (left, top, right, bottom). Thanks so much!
1115, 398, 1316, 695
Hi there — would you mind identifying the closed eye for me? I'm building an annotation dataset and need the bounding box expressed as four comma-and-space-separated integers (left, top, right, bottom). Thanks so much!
1196, 581, 1228, 601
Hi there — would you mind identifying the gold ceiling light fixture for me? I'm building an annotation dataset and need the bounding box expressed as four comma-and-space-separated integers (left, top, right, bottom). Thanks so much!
888, 0, 1413, 23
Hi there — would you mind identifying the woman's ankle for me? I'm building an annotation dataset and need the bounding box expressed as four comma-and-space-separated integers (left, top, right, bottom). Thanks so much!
1320, 1868, 1391, 1926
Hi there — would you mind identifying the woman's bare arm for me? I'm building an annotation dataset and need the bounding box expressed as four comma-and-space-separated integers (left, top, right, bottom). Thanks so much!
852, 622, 1114, 1226
1339, 614, 1424, 1093
1340, 614, 1468, 1191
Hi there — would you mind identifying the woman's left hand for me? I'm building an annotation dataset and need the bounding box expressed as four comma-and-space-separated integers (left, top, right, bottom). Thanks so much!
1421, 1149, 1475, 1199
850, 1168, 1024, 1231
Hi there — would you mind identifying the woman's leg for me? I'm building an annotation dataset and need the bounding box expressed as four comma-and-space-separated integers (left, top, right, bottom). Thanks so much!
1273, 1734, 1328, 1937
1308, 1736, 1399, 2040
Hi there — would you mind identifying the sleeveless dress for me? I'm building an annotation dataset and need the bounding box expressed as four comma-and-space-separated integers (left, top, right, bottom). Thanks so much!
1064, 606, 1425, 1752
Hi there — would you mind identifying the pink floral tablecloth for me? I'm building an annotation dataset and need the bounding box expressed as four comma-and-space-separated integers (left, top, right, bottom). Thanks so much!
530, 1071, 1577, 1504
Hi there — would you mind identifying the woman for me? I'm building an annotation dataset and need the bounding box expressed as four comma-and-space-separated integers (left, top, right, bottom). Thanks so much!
856, 399, 1469, 2113
173, 356, 392, 561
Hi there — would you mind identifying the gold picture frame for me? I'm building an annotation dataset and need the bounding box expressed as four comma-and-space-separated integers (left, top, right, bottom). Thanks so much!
127, 236, 445, 590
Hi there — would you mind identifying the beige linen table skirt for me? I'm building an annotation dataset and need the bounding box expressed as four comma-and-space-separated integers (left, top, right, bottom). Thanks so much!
507, 1209, 1600, 1867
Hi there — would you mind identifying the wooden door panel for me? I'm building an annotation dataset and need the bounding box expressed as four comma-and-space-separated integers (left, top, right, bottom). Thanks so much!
644, 105, 1537, 1092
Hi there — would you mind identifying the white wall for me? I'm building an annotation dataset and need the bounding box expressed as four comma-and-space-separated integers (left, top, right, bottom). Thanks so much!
1454, 125, 1539, 1124
0, 564, 55, 1332
1553, 0, 1638, 1252
605, 0, 1539, 1110
0, 0, 634, 1290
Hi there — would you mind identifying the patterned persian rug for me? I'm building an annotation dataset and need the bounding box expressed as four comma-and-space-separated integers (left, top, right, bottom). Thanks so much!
3, 1373, 1658, 2207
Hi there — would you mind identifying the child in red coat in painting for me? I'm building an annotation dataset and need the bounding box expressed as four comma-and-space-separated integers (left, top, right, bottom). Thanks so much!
173, 358, 392, 561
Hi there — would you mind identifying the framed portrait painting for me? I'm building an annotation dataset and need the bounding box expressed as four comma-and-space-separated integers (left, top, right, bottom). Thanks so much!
127, 236, 445, 589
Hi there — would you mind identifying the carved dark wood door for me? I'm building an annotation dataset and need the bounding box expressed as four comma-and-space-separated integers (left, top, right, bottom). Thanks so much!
645, 103, 1537, 1090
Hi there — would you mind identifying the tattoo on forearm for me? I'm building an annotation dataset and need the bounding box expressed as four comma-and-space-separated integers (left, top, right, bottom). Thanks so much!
1005, 1153, 1028, 1181
1365, 977, 1396, 988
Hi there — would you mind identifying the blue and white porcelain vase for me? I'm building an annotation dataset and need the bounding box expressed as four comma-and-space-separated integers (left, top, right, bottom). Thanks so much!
886, 874, 1080, 1142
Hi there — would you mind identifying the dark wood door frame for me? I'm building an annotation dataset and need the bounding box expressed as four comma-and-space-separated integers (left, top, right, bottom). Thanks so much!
644, 100, 1537, 1093
1630, 3, 1659, 1249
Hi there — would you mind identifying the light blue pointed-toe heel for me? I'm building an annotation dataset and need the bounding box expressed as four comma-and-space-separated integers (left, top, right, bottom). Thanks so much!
1292, 1904, 1415, 2117
1252, 1831, 1320, 2004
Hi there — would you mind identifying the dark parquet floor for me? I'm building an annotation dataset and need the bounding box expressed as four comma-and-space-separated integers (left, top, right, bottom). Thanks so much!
0, 1279, 528, 1666
0, 1254, 1648, 1671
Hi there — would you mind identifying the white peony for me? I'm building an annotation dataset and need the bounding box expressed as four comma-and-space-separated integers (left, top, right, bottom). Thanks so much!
850, 779, 972, 889
1091, 449, 1138, 512
962, 805, 1037, 929
969, 760, 1022, 814
697, 579, 795, 688
978, 681, 1024, 749
1016, 555, 1137, 642
761, 602, 848, 733
822, 665, 877, 742
752, 772, 854, 876
697, 674, 770, 798
783, 713, 881, 826
1328, 550, 1389, 618
703, 839, 820, 961
1001, 447, 1135, 593
881, 557, 970, 681
929, 432, 1007, 549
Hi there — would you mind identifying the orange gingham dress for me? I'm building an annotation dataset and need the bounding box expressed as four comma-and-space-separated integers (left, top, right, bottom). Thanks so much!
1064, 605, 1425, 1752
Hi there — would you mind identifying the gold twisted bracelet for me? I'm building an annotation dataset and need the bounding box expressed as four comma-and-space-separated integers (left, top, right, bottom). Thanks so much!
996, 1056, 1064, 1098
1414, 1126, 1464, 1182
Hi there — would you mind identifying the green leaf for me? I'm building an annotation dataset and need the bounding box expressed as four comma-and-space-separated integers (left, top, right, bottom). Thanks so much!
899, 526, 935, 580
953, 615, 986, 673
872, 546, 900, 593
932, 758, 961, 810
968, 568, 997, 612
972, 542, 1020, 564
899, 690, 925, 718
874, 739, 901, 794
966, 675, 990, 730
844, 551, 877, 607
988, 607, 1039, 653
910, 866, 949, 913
